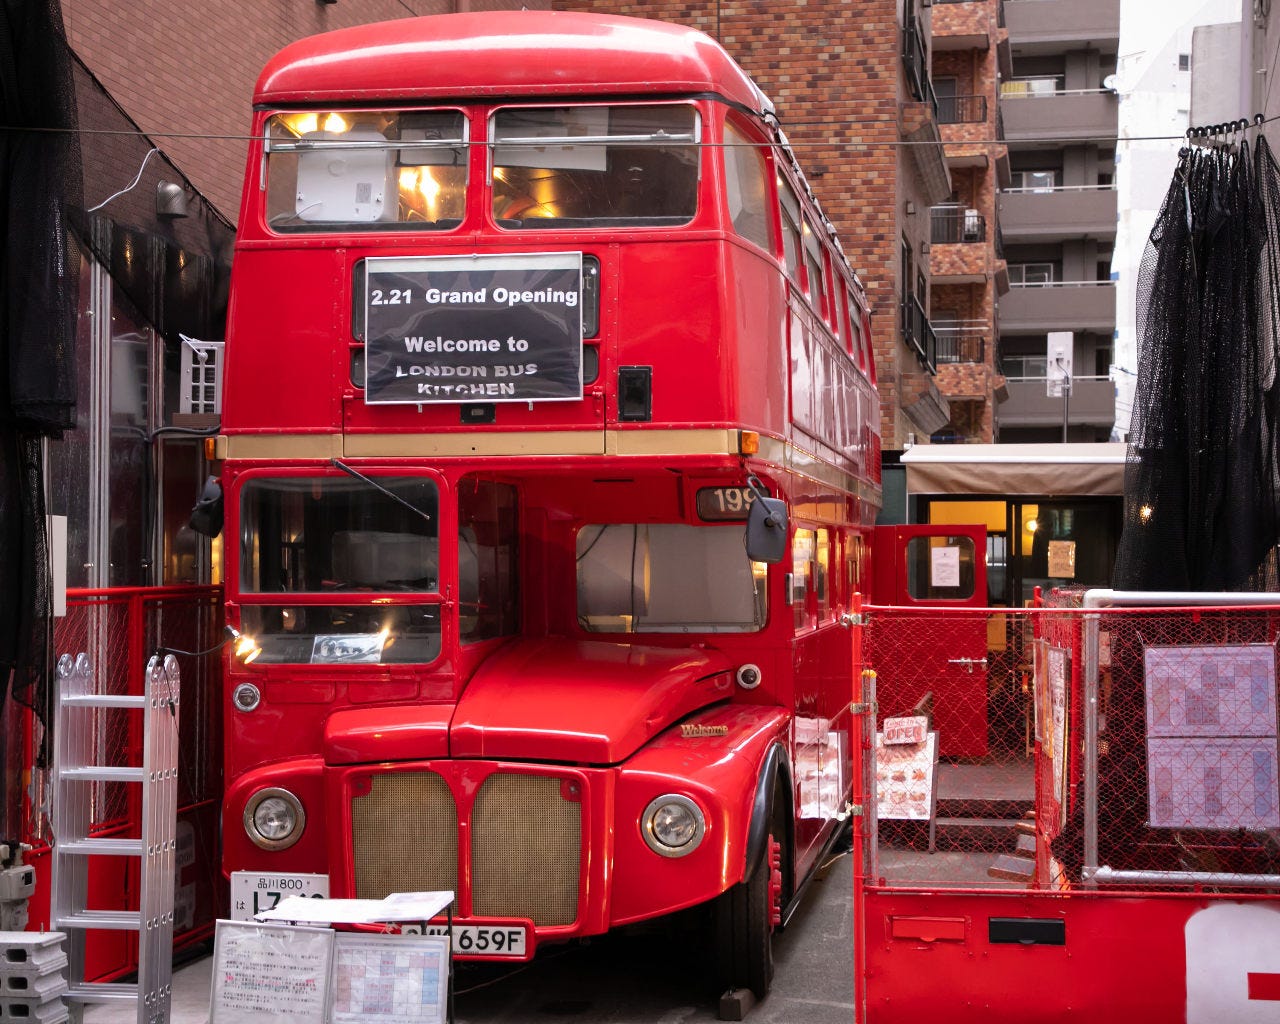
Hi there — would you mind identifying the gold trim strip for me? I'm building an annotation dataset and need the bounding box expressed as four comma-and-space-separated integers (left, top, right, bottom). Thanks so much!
218, 434, 343, 460
607, 428, 737, 456
215, 429, 882, 506
346, 431, 606, 458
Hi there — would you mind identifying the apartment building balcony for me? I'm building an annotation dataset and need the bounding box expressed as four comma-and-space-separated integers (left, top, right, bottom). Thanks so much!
1003, 0, 1120, 51
1001, 87, 1117, 144
932, 0, 994, 51
902, 293, 938, 373
901, 15, 952, 203
930, 207, 1003, 285
999, 280, 1115, 333
935, 328, 987, 365
998, 375, 1115, 428
1000, 185, 1118, 242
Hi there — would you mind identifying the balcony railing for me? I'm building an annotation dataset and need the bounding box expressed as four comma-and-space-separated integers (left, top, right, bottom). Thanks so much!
931, 206, 987, 244
903, 17, 939, 118
936, 331, 986, 364
902, 293, 938, 373
937, 94, 988, 124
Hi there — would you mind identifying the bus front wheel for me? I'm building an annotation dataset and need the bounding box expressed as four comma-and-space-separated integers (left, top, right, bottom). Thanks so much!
713, 830, 780, 1000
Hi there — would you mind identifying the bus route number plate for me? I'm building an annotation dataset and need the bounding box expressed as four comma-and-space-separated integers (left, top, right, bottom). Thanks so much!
425, 923, 529, 958
695, 486, 755, 521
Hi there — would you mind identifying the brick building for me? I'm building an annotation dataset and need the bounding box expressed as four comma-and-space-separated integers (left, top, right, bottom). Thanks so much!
550, 0, 956, 453
63, 0, 547, 220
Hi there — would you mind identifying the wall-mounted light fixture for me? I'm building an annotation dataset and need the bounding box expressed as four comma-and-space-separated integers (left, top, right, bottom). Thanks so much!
156, 180, 188, 218
905, 201, 916, 215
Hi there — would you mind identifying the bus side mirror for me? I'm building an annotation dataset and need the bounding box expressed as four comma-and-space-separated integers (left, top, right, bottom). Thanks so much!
745, 495, 788, 564
189, 476, 224, 538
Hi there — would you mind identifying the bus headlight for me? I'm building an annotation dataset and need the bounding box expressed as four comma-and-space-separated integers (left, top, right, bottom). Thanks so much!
641, 794, 705, 857
244, 788, 305, 851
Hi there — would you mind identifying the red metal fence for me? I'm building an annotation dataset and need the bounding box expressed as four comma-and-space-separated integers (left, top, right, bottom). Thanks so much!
22, 586, 223, 981
856, 598, 1280, 1022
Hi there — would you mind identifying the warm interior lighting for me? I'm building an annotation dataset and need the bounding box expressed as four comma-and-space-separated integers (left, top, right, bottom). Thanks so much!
1139, 504, 1153, 522
321, 112, 350, 133
1026, 518, 1038, 533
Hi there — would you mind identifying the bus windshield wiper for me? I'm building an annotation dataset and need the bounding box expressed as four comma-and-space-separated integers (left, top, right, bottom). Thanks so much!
330, 458, 433, 523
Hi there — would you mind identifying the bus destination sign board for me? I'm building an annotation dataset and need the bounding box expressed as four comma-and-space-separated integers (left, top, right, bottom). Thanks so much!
364, 252, 584, 405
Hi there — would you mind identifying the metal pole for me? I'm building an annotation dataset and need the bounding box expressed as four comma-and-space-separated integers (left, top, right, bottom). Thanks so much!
1081, 612, 1099, 886
1061, 376, 1071, 443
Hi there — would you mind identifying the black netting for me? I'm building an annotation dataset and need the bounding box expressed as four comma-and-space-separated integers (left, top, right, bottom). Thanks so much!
1114, 133, 1280, 591
0, 0, 81, 752
0, 0, 233, 837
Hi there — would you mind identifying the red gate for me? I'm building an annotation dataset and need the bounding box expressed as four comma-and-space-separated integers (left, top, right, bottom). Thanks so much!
853, 594, 1280, 1022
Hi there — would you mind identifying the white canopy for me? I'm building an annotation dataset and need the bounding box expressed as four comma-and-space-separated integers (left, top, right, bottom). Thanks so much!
901, 442, 1127, 497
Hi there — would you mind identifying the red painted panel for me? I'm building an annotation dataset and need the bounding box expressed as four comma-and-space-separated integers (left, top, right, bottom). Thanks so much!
255, 12, 764, 111
451, 638, 733, 762
862, 890, 1280, 1024
323, 703, 452, 765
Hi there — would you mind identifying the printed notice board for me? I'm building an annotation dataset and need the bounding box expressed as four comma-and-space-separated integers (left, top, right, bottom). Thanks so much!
210, 919, 333, 1024
1144, 643, 1280, 830
332, 933, 448, 1024
364, 253, 583, 404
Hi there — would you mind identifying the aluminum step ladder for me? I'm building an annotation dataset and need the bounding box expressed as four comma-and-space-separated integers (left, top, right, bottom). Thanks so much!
51, 650, 180, 1024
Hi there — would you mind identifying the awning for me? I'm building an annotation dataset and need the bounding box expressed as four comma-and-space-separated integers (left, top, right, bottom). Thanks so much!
902, 442, 1127, 497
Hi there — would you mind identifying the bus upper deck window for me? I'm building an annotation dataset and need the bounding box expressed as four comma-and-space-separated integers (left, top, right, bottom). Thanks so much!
264, 110, 467, 232
723, 122, 772, 251
779, 182, 802, 284
491, 104, 699, 229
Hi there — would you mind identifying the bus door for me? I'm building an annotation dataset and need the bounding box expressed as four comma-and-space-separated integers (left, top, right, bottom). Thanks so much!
870, 525, 989, 757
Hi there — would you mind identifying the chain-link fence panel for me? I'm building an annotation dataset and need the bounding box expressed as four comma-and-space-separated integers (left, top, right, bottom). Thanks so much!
861, 601, 1280, 895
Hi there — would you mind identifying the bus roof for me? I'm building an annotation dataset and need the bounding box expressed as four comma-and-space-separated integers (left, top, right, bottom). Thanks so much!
255, 11, 770, 112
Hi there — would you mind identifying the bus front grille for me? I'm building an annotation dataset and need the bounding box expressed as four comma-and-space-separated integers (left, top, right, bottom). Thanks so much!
349, 769, 583, 927
471, 773, 582, 926
352, 772, 458, 899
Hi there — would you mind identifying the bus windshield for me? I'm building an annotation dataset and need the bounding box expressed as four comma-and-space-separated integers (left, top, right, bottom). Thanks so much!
492, 104, 700, 229
238, 476, 441, 664
264, 109, 468, 231
576, 523, 766, 633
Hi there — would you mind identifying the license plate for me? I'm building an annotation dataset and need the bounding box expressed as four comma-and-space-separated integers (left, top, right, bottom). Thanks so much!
230, 871, 329, 921
425, 923, 529, 958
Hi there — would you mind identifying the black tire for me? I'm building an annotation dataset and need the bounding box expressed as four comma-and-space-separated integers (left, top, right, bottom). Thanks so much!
713, 831, 776, 1000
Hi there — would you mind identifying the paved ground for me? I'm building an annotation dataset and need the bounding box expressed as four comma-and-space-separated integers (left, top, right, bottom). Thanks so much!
83, 852, 855, 1024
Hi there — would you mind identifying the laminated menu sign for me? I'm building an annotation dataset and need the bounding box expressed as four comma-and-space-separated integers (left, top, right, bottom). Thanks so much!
875, 730, 938, 821
332, 933, 449, 1024
1144, 643, 1280, 830
210, 920, 333, 1023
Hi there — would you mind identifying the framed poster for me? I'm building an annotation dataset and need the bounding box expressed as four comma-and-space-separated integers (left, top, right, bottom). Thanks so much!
331, 933, 449, 1024
1144, 643, 1280, 830
210, 920, 333, 1024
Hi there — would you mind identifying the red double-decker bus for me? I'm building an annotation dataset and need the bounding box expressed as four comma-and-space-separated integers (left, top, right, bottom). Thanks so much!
214, 11, 880, 998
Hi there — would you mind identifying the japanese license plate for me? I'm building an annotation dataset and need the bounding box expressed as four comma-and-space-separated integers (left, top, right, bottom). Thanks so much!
425, 923, 529, 958
230, 871, 329, 921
